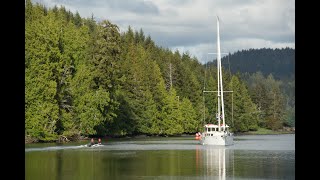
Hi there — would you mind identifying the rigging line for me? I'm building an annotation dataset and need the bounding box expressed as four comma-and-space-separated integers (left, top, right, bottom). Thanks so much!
206, 58, 219, 122
227, 53, 232, 79
203, 90, 205, 125
203, 55, 208, 125
227, 53, 233, 111
225, 53, 234, 128
204, 55, 208, 90
210, 62, 219, 117
211, 64, 218, 115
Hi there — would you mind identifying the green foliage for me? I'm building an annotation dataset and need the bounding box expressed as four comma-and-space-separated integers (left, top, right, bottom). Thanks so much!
86, 20, 122, 135
229, 76, 259, 132
116, 43, 159, 135
71, 64, 111, 135
284, 105, 295, 127
180, 98, 198, 133
264, 74, 286, 130
246, 72, 289, 130
26, 6, 62, 140
160, 88, 183, 135
215, 48, 295, 80
203, 67, 218, 124
25, 1, 293, 141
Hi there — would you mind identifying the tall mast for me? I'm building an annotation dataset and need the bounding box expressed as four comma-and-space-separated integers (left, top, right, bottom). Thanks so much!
217, 16, 221, 131
217, 16, 226, 131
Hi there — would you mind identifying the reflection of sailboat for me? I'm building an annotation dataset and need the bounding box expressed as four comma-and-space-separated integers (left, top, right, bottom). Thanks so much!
196, 147, 234, 179
200, 17, 233, 145
205, 148, 227, 180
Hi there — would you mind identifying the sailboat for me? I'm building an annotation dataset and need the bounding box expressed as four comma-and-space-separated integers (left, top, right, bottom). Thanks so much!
200, 17, 234, 146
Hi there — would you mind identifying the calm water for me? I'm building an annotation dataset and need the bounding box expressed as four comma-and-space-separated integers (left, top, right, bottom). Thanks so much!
25, 134, 295, 180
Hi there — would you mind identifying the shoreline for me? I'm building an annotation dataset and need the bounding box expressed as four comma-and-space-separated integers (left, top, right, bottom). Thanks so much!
234, 127, 295, 135
25, 129, 295, 144
234, 131, 295, 136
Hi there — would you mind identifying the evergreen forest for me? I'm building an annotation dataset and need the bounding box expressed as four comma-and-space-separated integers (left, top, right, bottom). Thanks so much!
25, 1, 295, 142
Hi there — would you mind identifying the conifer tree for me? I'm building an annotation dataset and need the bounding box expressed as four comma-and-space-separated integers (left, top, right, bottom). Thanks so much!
26, 7, 62, 140
265, 74, 285, 130
229, 76, 258, 131
181, 98, 198, 133
161, 88, 183, 135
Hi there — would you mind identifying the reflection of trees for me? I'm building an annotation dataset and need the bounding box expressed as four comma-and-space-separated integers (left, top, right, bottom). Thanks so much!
27, 146, 239, 179
56, 150, 63, 180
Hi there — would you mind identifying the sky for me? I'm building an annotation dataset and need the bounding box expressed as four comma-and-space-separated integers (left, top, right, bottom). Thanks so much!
33, 0, 295, 64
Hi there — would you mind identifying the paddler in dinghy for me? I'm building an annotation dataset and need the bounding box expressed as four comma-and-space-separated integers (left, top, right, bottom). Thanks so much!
87, 138, 95, 147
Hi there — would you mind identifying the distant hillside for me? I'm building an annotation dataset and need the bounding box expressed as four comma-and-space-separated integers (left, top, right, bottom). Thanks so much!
208, 48, 295, 80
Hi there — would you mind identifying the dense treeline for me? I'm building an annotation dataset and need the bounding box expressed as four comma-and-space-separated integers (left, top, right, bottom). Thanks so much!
209, 48, 295, 80
25, 1, 291, 142
206, 48, 295, 128
243, 72, 295, 128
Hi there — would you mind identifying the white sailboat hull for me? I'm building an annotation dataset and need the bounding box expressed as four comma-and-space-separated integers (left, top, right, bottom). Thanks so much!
200, 132, 234, 146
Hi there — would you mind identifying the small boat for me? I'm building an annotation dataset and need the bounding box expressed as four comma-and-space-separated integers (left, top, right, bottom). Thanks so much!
80, 143, 104, 147
90, 143, 103, 147
199, 17, 234, 146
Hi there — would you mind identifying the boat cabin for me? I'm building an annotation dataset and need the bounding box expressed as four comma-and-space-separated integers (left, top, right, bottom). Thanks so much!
203, 124, 230, 133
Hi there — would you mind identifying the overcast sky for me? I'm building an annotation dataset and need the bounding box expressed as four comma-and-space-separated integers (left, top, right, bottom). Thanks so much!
33, 0, 295, 64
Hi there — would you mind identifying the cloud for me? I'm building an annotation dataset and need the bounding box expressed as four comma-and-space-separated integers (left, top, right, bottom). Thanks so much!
31, 0, 295, 63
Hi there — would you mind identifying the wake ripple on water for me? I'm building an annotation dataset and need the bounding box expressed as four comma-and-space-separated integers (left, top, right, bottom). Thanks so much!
25, 145, 91, 152
25, 134, 295, 152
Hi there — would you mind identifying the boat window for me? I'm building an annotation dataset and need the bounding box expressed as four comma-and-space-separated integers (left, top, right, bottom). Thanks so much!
208, 128, 211, 132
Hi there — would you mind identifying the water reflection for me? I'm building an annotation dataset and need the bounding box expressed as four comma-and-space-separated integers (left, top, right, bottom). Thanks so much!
196, 146, 234, 179
56, 150, 63, 180
26, 135, 294, 180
